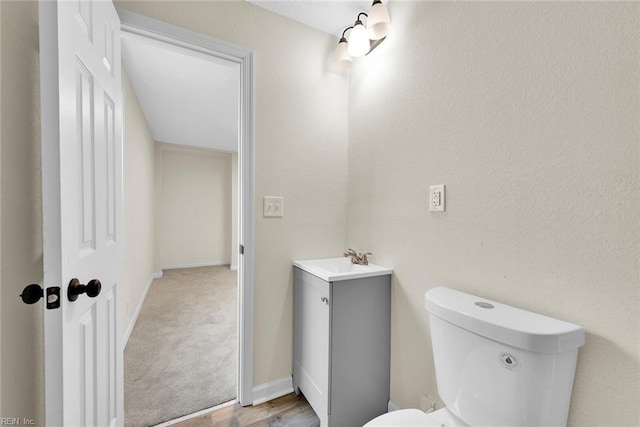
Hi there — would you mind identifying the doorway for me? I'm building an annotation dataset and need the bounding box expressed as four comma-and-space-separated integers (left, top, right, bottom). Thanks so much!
118, 7, 254, 424
123, 142, 238, 425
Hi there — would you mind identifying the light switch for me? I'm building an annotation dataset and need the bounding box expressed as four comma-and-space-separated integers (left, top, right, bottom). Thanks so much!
429, 185, 445, 212
263, 196, 284, 218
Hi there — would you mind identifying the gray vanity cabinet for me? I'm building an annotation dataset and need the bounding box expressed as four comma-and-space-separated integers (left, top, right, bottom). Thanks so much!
293, 267, 391, 427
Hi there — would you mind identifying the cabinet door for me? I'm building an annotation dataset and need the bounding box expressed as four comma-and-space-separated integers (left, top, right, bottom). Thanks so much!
330, 275, 391, 426
296, 271, 330, 425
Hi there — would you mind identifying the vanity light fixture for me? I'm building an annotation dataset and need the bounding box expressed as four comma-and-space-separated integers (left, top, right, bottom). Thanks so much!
333, 0, 391, 68
333, 28, 353, 69
347, 13, 371, 57
367, 0, 392, 40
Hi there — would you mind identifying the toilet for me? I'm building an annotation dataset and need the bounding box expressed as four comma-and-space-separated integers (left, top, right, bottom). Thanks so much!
365, 286, 585, 426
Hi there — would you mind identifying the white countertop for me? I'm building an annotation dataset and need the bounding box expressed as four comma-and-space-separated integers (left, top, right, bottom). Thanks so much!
293, 257, 392, 282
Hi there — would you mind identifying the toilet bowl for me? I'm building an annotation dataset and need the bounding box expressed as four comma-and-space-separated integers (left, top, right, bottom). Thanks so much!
365, 407, 466, 427
365, 287, 585, 427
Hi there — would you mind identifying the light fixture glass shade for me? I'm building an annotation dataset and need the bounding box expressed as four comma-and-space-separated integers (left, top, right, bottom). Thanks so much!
347, 21, 370, 57
367, 1, 391, 40
333, 39, 352, 69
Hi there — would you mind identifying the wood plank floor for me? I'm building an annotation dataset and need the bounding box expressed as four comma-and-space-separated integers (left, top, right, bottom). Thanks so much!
172, 393, 320, 427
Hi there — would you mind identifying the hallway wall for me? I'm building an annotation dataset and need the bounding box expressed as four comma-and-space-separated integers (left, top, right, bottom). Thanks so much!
123, 69, 156, 338
154, 143, 232, 270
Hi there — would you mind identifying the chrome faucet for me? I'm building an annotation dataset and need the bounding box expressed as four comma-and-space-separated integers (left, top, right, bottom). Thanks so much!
344, 248, 372, 265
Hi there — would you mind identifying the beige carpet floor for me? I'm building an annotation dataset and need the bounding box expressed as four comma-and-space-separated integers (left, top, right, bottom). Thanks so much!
125, 266, 237, 427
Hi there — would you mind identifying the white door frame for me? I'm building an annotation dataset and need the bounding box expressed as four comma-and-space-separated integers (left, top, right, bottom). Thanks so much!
117, 9, 255, 406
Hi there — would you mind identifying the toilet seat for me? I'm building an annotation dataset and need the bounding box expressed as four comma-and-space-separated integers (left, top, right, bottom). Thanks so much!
363, 409, 437, 426
364, 408, 467, 427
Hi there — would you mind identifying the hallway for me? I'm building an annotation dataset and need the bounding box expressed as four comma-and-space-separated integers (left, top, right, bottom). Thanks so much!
125, 266, 237, 426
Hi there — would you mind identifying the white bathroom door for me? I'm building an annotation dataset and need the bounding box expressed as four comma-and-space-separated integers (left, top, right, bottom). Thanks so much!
40, 0, 124, 425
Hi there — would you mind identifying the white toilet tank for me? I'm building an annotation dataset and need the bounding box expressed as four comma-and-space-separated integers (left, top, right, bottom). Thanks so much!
425, 287, 585, 427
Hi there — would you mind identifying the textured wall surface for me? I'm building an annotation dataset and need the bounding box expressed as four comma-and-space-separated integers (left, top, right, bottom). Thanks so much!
123, 69, 156, 336
348, 2, 639, 425
0, 1, 44, 422
115, 1, 349, 386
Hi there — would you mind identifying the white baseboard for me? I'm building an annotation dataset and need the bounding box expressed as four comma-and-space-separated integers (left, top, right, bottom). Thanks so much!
388, 400, 399, 412
252, 376, 293, 405
230, 265, 238, 271
123, 274, 155, 348
162, 261, 229, 270
157, 399, 237, 426
152, 271, 163, 279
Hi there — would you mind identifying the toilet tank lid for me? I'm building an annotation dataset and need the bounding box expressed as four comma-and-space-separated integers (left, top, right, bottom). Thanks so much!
425, 287, 585, 353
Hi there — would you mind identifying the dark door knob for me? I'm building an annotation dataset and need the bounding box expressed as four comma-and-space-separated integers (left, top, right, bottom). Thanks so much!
20, 284, 44, 304
20, 284, 61, 309
68, 278, 102, 302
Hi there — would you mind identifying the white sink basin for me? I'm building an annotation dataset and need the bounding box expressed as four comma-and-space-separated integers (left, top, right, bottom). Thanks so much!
293, 257, 392, 282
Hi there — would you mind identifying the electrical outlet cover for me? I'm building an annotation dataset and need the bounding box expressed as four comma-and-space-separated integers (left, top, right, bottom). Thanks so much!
429, 185, 445, 212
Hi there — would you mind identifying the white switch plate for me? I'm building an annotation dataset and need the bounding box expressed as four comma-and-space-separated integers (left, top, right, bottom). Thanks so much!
429, 185, 445, 212
263, 196, 284, 218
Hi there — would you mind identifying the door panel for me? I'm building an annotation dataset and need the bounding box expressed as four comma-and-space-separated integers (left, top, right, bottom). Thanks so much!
104, 94, 117, 243
77, 60, 97, 255
40, 0, 123, 425
79, 307, 97, 426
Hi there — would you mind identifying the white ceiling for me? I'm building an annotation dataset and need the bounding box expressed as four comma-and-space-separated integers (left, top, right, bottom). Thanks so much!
247, 0, 373, 36
121, 2, 371, 153
122, 34, 240, 153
